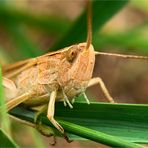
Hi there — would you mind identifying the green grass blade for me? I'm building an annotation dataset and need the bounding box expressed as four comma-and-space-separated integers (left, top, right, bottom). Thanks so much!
58, 120, 142, 148
0, 129, 18, 148
0, 66, 11, 135
9, 102, 148, 145
51, 0, 128, 50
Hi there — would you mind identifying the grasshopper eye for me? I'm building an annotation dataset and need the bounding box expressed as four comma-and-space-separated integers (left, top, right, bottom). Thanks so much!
66, 46, 78, 63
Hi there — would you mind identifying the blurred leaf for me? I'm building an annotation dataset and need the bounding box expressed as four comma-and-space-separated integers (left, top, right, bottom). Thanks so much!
0, 129, 18, 148
0, 4, 71, 60
0, 5, 70, 35
0, 47, 12, 64
130, 0, 148, 12
29, 128, 45, 148
5, 21, 43, 59
0, 66, 11, 135
51, 0, 128, 50
10, 102, 148, 146
94, 23, 148, 55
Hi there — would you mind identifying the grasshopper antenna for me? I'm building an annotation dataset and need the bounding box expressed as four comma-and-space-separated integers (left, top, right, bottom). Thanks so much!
86, 0, 92, 50
95, 51, 148, 60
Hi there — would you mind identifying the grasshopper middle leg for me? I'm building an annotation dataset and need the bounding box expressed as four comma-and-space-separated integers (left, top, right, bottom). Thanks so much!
88, 77, 115, 103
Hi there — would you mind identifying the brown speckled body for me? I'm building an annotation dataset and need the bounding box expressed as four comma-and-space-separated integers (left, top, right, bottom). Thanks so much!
8, 43, 95, 106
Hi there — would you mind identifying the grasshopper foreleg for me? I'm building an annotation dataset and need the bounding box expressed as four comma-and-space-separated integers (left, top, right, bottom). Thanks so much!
46, 89, 64, 134
88, 77, 115, 103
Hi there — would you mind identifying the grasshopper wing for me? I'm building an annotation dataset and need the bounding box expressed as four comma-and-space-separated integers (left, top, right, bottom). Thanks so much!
2, 77, 18, 100
2, 58, 37, 78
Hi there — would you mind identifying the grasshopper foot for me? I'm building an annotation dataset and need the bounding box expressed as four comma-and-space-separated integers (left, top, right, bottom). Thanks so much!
64, 133, 73, 143
36, 123, 53, 137
50, 136, 56, 146
34, 105, 55, 138
36, 123, 57, 145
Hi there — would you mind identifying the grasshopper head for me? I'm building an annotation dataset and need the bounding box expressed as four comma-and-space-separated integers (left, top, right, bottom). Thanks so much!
58, 42, 95, 99
59, 1, 94, 84
65, 42, 95, 81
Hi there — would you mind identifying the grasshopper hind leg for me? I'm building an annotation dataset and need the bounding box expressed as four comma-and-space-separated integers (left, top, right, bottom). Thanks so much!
88, 77, 115, 103
3, 91, 35, 111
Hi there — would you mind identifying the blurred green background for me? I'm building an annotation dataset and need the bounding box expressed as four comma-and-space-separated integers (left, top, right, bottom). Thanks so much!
0, 0, 148, 147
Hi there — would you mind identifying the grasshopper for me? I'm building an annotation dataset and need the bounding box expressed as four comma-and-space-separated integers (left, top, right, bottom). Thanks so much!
1, 1, 148, 135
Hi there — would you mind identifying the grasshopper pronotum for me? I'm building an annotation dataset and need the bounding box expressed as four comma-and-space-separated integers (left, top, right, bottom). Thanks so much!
1, 1, 148, 135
